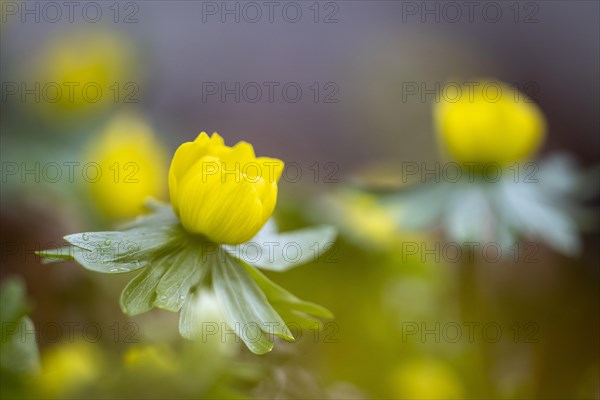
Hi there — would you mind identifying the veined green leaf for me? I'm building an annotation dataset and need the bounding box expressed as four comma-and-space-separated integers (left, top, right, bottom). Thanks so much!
242, 262, 334, 320
68, 245, 147, 274
154, 249, 204, 312
120, 258, 171, 316
223, 225, 337, 272
179, 290, 224, 339
212, 252, 293, 354
58, 227, 180, 273
64, 229, 171, 260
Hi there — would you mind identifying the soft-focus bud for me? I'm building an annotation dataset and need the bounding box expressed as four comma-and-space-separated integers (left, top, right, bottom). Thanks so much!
435, 80, 546, 166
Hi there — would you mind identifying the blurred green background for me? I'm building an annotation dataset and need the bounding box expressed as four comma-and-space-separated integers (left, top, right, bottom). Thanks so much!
1, 1, 599, 399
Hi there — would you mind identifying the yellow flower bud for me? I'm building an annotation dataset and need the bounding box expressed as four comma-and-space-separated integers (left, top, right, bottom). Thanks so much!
390, 358, 464, 399
435, 80, 546, 166
123, 345, 177, 375
84, 112, 168, 221
35, 342, 102, 397
34, 30, 135, 120
168, 132, 284, 244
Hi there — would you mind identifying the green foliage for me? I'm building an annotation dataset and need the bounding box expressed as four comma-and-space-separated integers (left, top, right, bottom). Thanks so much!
0, 278, 40, 377
37, 201, 336, 354
381, 155, 597, 256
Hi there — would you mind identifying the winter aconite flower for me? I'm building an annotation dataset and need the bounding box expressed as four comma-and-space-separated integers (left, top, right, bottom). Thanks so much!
38, 133, 335, 355
169, 132, 283, 244
435, 80, 546, 166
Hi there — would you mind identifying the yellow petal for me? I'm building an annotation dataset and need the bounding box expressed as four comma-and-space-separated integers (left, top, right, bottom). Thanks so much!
177, 157, 265, 244
257, 157, 284, 182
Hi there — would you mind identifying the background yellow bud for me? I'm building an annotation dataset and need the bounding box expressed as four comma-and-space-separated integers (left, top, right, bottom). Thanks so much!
168, 133, 284, 244
32, 30, 135, 121
84, 112, 168, 221
35, 342, 102, 397
390, 358, 464, 399
124, 345, 177, 375
435, 80, 546, 166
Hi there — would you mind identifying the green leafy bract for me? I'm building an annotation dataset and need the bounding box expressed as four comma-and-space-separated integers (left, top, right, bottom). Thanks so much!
37, 201, 336, 354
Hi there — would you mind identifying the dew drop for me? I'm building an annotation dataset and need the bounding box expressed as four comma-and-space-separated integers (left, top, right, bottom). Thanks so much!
82, 234, 89, 241
108, 268, 118, 272
104, 239, 112, 246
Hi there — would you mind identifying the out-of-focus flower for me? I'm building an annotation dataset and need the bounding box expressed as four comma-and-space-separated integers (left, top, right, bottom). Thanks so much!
369, 78, 596, 257
169, 132, 284, 244
35, 342, 102, 397
84, 112, 168, 221
315, 188, 400, 249
390, 358, 464, 399
435, 80, 546, 166
33, 30, 135, 120
124, 345, 177, 375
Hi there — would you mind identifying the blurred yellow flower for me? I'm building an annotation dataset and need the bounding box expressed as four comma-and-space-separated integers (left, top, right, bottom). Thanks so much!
35, 342, 102, 397
169, 133, 284, 244
34, 30, 134, 119
85, 112, 168, 221
317, 189, 399, 249
435, 80, 546, 166
123, 345, 177, 375
390, 358, 464, 399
